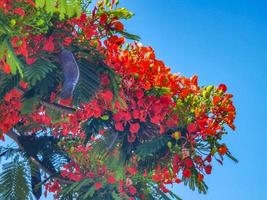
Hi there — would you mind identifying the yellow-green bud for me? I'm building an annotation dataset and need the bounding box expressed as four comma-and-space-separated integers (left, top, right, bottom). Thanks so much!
70, 146, 75, 153
10, 19, 16, 26
36, 19, 45, 26
206, 85, 214, 93
172, 131, 181, 140
167, 141, 172, 149
211, 147, 217, 155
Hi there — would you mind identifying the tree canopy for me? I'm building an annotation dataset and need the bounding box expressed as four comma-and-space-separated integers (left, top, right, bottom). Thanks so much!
0, 1, 237, 199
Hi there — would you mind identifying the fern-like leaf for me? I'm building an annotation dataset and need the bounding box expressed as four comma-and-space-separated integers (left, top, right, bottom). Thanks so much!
73, 59, 100, 105
136, 135, 170, 159
24, 58, 56, 86
35, 0, 81, 20
0, 72, 20, 99
0, 161, 31, 200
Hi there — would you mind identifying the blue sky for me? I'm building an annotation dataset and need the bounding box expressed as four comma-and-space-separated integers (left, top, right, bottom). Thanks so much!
120, 0, 267, 199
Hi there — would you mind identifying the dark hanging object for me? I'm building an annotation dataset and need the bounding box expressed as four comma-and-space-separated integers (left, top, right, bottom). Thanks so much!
31, 168, 42, 200
58, 48, 80, 99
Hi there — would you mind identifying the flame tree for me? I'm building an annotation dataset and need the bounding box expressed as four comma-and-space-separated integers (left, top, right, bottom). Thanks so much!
0, 1, 237, 199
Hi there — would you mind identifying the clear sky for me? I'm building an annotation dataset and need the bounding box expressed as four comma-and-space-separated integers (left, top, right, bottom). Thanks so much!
120, 0, 267, 199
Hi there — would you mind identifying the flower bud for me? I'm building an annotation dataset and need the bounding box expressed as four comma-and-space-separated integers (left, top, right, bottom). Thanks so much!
10, 19, 16, 26
167, 141, 172, 149
172, 131, 181, 140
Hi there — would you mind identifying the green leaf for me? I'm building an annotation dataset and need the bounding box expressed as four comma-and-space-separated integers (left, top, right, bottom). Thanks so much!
21, 97, 38, 115
29, 160, 42, 200
136, 135, 170, 159
226, 151, 239, 163
35, 0, 46, 8
82, 185, 96, 199
119, 31, 141, 41
35, 0, 81, 19
24, 58, 56, 86
73, 59, 100, 105
0, 37, 24, 77
0, 72, 20, 99
100, 115, 109, 120
111, 191, 121, 200
0, 161, 31, 200
108, 8, 134, 19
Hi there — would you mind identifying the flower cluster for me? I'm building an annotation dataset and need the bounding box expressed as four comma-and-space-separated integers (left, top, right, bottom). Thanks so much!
0, 89, 23, 139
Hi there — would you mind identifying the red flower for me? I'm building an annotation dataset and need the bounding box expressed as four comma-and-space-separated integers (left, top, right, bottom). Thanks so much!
184, 158, 193, 168
161, 185, 169, 193
128, 185, 137, 195
129, 122, 140, 134
205, 154, 212, 162
112, 21, 124, 31
218, 84, 227, 92
205, 165, 212, 174
115, 122, 124, 131
197, 173, 204, 182
143, 170, 148, 177
2, 62, 11, 74
4, 89, 23, 102
127, 167, 137, 175
94, 182, 102, 190
79, 13, 87, 23
218, 145, 228, 155
107, 176, 116, 184
43, 36, 55, 53
135, 89, 144, 99
152, 174, 161, 182
99, 14, 108, 25
183, 169, 191, 178
101, 90, 113, 103
19, 80, 28, 89
187, 123, 197, 134
63, 37, 72, 46
26, 0, 35, 6
14, 8, 25, 17
105, 36, 125, 48
213, 96, 221, 105
31, 111, 52, 126
175, 178, 181, 184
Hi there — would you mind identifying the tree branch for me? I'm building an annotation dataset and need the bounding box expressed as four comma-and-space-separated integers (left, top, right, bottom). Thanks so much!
5, 129, 73, 184
40, 100, 76, 114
